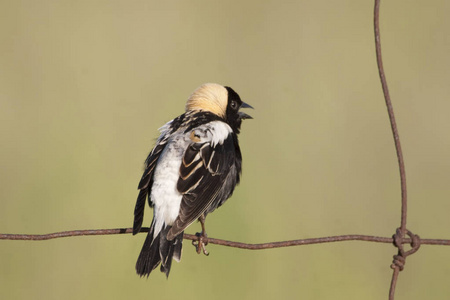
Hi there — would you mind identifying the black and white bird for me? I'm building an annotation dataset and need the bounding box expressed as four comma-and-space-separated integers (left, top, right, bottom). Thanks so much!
133, 83, 252, 278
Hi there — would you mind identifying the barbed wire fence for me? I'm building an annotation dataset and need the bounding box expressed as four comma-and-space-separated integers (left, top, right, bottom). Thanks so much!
1, 1, 449, 299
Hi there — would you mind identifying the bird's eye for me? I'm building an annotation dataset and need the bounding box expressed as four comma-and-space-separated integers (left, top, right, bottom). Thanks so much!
230, 101, 238, 110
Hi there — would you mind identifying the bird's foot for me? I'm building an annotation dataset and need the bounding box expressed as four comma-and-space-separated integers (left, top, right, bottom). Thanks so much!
192, 232, 209, 256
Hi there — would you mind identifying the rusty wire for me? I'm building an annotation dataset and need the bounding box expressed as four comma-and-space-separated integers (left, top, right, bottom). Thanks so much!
373, 0, 419, 299
0, 1, 447, 299
374, 0, 408, 235
1, 229, 450, 247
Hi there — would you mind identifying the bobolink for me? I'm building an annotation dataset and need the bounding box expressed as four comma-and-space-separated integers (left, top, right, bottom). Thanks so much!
133, 83, 252, 277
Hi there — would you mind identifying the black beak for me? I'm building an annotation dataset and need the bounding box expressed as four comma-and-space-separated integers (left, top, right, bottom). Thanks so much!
241, 102, 253, 109
239, 102, 254, 119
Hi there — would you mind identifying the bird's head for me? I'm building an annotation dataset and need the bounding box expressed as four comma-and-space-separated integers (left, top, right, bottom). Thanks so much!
185, 83, 253, 133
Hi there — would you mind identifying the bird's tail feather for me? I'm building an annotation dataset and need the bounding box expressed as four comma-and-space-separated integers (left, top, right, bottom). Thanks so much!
135, 222, 183, 278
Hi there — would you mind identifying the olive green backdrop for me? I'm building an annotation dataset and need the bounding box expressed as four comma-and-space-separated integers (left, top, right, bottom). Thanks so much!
1, 1, 449, 299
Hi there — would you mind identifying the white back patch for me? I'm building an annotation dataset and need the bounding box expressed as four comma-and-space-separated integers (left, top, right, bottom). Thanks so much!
208, 121, 233, 146
191, 121, 232, 147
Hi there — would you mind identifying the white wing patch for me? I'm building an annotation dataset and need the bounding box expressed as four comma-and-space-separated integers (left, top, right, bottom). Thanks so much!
191, 121, 232, 147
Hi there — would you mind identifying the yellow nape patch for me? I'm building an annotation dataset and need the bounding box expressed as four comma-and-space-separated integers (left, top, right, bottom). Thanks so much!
185, 83, 228, 118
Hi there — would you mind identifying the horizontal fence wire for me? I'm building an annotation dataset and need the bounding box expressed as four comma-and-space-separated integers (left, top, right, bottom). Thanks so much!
1, 229, 450, 247
0, 1, 448, 299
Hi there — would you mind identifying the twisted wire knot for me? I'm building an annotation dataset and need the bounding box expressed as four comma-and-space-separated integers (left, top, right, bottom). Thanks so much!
390, 228, 421, 271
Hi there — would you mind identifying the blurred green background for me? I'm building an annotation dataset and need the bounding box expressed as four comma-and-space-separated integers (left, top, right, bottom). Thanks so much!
1, 0, 450, 299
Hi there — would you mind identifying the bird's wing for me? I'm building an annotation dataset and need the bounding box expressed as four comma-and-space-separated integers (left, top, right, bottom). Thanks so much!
168, 126, 237, 239
133, 119, 178, 235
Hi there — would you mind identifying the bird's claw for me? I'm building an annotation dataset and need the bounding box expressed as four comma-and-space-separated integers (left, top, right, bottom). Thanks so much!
192, 232, 209, 256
